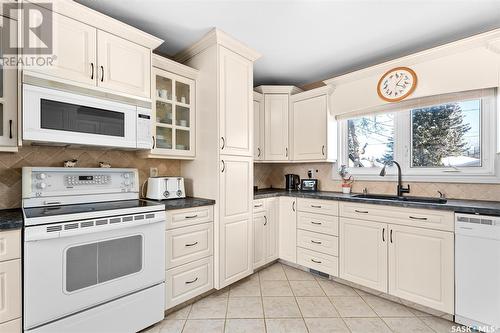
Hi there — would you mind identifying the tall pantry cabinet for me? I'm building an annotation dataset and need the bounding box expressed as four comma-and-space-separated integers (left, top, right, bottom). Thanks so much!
177, 29, 261, 289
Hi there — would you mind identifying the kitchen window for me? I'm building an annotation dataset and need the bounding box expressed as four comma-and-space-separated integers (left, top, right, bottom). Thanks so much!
338, 89, 498, 182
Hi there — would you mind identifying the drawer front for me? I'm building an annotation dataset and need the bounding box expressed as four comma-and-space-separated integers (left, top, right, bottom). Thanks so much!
297, 229, 338, 256
297, 247, 338, 277
253, 199, 266, 213
166, 223, 213, 269
166, 206, 214, 230
0, 230, 20, 262
0, 259, 21, 323
0, 318, 21, 333
297, 198, 338, 216
339, 202, 454, 232
166, 256, 213, 309
297, 212, 339, 236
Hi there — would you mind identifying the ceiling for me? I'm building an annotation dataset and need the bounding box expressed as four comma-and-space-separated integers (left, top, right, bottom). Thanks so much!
76, 0, 500, 86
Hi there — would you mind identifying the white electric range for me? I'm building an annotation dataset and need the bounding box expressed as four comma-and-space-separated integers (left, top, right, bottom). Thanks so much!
22, 167, 166, 333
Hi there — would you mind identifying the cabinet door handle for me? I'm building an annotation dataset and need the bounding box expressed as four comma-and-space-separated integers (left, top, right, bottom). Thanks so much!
311, 221, 322, 225
152, 136, 155, 149
390, 229, 393, 243
264, 216, 267, 226
100, 65, 104, 82
185, 241, 198, 247
90, 62, 94, 79
9, 120, 12, 139
382, 228, 385, 242
355, 209, 369, 214
311, 205, 322, 208
254, 203, 263, 208
257, 147, 261, 157
185, 277, 198, 284
322, 145, 325, 155
409, 216, 428, 221
221, 137, 225, 150
311, 240, 322, 244
311, 259, 322, 264
221, 160, 225, 173
285, 147, 288, 157
292, 201, 296, 212
185, 214, 198, 219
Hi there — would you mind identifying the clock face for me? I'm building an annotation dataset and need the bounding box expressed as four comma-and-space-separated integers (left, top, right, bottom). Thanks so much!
377, 67, 417, 102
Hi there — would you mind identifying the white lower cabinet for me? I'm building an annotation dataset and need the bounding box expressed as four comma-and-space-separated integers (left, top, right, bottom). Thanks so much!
0, 229, 21, 332
339, 218, 388, 292
388, 224, 454, 313
278, 197, 297, 263
0, 318, 21, 333
166, 256, 214, 309
297, 247, 338, 277
165, 206, 214, 310
253, 198, 278, 270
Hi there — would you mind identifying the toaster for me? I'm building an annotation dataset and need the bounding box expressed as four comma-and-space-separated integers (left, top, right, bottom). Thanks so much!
146, 177, 185, 200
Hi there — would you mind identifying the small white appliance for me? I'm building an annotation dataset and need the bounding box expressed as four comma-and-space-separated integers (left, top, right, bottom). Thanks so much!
455, 213, 500, 333
22, 167, 166, 333
23, 84, 152, 149
146, 176, 186, 200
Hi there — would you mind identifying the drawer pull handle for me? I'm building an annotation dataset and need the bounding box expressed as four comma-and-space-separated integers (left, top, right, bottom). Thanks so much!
185, 241, 198, 247
311, 259, 322, 264
254, 203, 263, 208
409, 216, 428, 221
185, 214, 198, 219
185, 277, 199, 284
311, 205, 322, 208
311, 221, 322, 225
311, 240, 322, 244
355, 209, 369, 214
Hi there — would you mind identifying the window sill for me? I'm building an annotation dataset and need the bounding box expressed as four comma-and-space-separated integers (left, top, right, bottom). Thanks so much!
337, 173, 500, 184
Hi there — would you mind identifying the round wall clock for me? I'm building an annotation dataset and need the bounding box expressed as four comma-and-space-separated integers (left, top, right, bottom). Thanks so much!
377, 67, 417, 102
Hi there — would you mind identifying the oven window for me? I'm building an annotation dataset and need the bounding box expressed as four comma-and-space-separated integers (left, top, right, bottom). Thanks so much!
40, 99, 125, 137
66, 235, 142, 292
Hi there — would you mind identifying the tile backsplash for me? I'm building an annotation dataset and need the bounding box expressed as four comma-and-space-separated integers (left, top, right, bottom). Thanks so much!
0, 146, 180, 209
255, 162, 500, 201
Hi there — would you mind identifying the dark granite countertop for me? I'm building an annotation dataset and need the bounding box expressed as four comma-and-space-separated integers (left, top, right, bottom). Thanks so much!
147, 197, 216, 210
254, 188, 500, 216
0, 208, 23, 231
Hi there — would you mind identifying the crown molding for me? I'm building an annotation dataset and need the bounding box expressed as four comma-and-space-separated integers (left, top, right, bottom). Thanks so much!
27, 0, 164, 49
324, 28, 500, 86
152, 54, 199, 79
254, 85, 302, 94
290, 85, 334, 101
174, 28, 261, 63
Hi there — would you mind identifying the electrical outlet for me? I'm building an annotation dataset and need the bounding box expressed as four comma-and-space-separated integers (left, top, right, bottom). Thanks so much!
150, 167, 158, 177
308, 169, 316, 179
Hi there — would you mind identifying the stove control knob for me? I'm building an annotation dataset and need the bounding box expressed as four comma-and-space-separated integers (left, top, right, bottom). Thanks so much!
37, 182, 47, 189
37, 173, 47, 180
124, 180, 131, 186
123, 173, 130, 179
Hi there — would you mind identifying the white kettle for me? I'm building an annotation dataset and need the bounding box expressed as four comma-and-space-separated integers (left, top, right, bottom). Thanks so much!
146, 177, 185, 200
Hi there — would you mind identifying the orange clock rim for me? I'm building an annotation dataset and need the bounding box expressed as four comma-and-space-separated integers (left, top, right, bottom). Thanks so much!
377, 66, 418, 103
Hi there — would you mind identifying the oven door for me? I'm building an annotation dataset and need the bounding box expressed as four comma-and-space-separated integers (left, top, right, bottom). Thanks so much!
22, 84, 137, 148
24, 214, 165, 330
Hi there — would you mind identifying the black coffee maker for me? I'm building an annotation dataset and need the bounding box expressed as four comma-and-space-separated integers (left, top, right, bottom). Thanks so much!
285, 174, 300, 191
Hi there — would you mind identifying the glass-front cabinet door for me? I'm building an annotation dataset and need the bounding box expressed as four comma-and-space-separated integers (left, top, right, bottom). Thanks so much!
0, 16, 18, 151
151, 68, 195, 158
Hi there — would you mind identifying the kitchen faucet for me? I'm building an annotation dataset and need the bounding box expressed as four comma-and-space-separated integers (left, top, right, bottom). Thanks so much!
379, 160, 410, 197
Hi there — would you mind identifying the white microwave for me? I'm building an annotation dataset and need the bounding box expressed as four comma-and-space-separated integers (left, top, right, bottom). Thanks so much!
22, 84, 152, 149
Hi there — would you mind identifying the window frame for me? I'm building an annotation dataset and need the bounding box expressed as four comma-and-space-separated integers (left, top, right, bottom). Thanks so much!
337, 89, 499, 183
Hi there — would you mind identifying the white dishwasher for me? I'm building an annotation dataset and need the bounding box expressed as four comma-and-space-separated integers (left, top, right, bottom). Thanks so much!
455, 213, 500, 333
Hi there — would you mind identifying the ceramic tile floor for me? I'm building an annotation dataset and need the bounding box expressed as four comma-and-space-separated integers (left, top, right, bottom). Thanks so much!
144, 262, 465, 333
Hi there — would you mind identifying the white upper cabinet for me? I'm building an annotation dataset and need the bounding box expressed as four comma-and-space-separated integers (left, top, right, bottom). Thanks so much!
253, 92, 264, 160
0, 16, 17, 151
219, 47, 253, 157
264, 94, 290, 160
28, 12, 97, 86
97, 31, 151, 98
22, 4, 162, 100
291, 86, 336, 161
